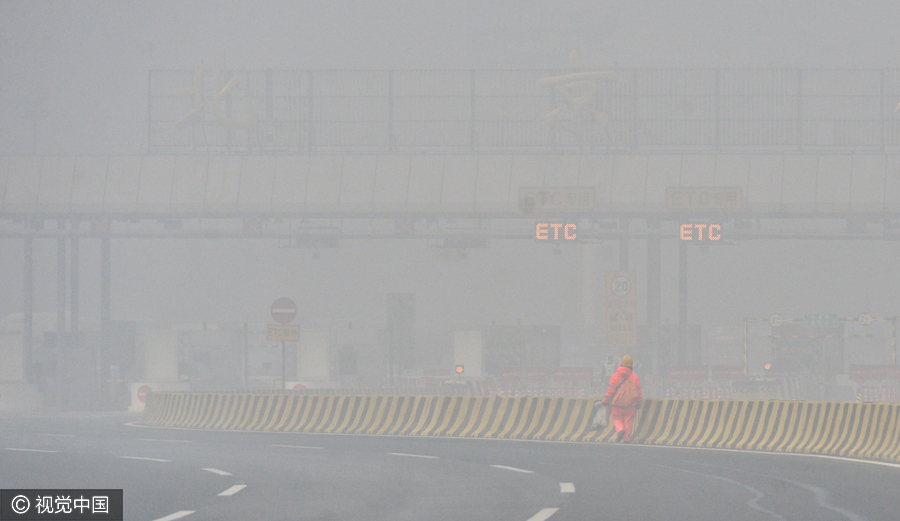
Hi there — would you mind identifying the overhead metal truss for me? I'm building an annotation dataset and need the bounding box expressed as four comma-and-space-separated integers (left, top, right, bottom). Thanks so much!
149, 68, 900, 154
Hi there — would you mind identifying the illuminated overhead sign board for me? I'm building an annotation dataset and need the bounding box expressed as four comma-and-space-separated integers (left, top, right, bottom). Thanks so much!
666, 187, 743, 211
536, 223, 577, 240
680, 224, 722, 241
519, 187, 595, 212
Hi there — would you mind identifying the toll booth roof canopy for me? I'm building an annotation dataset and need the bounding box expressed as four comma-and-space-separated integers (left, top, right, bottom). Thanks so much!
1, 153, 897, 216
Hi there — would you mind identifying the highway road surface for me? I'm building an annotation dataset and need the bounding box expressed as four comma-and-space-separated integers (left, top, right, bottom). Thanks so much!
1, 413, 898, 520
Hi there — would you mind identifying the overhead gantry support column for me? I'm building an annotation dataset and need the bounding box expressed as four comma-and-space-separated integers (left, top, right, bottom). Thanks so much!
647, 218, 662, 390
100, 237, 111, 395
70, 236, 79, 333
24, 237, 34, 383
54, 235, 66, 406
678, 240, 688, 365
57, 236, 66, 342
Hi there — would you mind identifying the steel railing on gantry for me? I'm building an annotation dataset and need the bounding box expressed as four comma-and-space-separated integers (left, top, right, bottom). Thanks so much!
149, 68, 900, 155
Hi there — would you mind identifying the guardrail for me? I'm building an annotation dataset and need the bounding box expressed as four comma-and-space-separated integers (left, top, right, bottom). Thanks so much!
142, 393, 900, 463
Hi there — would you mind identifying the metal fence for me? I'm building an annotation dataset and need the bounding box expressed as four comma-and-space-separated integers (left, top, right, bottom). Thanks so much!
148, 68, 900, 154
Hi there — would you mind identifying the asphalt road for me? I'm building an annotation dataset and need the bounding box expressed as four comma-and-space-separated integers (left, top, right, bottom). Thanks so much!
1, 413, 898, 521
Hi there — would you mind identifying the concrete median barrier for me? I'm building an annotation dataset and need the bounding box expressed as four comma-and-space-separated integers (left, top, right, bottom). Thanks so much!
142, 393, 900, 463
143, 394, 617, 441
634, 399, 900, 463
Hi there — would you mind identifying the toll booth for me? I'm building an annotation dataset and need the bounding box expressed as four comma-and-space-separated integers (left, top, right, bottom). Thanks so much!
482, 325, 560, 376
770, 321, 844, 376
635, 324, 701, 380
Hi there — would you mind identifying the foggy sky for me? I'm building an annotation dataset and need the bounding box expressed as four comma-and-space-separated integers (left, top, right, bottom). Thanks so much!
3, 1, 900, 155
2, 1, 900, 371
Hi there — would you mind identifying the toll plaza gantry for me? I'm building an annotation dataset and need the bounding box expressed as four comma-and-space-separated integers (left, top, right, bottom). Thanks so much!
4, 152, 900, 390
5, 67, 900, 395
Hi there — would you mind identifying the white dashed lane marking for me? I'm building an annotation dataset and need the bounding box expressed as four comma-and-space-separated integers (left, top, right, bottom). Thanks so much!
151, 511, 195, 521
269, 444, 322, 450
387, 452, 439, 459
202, 468, 233, 476
490, 465, 534, 474
217, 484, 247, 497
559, 482, 575, 493
527, 507, 560, 521
119, 456, 171, 462
4, 448, 58, 453
136, 438, 191, 443
36, 433, 76, 438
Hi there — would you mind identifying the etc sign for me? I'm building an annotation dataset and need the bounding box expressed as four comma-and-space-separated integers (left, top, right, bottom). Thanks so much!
680, 224, 722, 241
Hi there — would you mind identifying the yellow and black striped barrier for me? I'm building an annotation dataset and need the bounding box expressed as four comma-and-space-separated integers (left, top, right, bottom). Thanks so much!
143, 394, 617, 441
633, 399, 900, 463
142, 394, 900, 464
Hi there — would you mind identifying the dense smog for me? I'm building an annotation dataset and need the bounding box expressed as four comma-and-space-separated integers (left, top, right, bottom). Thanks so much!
1, 2, 899, 520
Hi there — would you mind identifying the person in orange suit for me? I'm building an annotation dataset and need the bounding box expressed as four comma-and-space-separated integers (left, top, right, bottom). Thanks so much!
602, 355, 643, 442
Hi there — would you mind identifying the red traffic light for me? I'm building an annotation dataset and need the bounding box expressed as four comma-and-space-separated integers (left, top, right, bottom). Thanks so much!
764, 362, 772, 371
455, 365, 464, 374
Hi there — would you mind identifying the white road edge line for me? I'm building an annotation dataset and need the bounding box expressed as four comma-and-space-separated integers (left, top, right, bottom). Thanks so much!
387, 452, 439, 459
119, 456, 171, 462
527, 507, 560, 521
36, 433, 76, 438
136, 438, 192, 443
631, 444, 900, 470
559, 482, 575, 493
490, 464, 534, 474
269, 444, 322, 449
124, 422, 900, 471
4, 448, 58, 453
202, 468, 233, 476
151, 511, 195, 521
217, 484, 247, 497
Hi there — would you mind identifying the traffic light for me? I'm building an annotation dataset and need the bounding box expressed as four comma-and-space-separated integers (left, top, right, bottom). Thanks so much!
455, 365, 464, 375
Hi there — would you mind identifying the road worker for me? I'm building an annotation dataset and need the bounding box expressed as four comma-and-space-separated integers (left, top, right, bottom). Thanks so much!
602, 355, 643, 442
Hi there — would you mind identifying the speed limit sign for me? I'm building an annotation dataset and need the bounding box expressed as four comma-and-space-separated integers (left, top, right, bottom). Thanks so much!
858, 313, 874, 326
611, 277, 632, 297
769, 313, 783, 328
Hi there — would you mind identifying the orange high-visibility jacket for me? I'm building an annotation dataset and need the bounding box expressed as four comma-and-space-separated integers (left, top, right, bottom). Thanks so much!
604, 366, 643, 410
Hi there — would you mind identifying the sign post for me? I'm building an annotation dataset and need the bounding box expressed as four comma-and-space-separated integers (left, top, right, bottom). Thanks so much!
270, 298, 298, 390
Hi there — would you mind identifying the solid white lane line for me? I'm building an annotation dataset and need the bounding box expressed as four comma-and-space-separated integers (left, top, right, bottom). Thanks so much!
527, 507, 560, 521
151, 511, 195, 521
559, 482, 575, 494
4, 448, 58, 453
125, 416, 900, 472
269, 444, 322, 449
490, 464, 534, 474
627, 443, 900, 470
136, 438, 191, 443
36, 433, 76, 438
202, 468, 233, 476
217, 484, 247, 497
387, 452, 439, 459
119, 456, 171, 462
